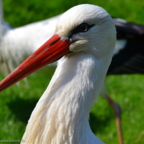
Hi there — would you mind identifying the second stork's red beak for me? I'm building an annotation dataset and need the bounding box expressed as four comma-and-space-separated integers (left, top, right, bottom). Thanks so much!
0, 34, 71, 92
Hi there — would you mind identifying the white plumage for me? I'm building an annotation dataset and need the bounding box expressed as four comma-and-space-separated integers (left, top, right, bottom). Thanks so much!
0, 4, 116, 144
0, 0, 60, 75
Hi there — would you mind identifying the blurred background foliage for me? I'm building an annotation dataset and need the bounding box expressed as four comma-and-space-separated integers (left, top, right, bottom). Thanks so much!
3, 0, 144, 27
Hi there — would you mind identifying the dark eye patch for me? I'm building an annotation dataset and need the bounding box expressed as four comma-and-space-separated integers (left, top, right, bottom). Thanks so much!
69, 23, 95, 38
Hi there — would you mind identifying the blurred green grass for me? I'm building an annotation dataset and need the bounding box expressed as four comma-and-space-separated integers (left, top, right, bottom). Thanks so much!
1, 0, 144, 144
3, 0, 144, 27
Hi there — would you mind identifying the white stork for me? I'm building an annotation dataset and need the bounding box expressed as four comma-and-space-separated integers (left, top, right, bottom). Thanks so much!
0, 4, 116, 144
1, 1, 144, 143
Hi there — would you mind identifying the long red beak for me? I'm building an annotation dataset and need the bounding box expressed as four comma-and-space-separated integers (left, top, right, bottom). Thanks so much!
0, 34, 71, 92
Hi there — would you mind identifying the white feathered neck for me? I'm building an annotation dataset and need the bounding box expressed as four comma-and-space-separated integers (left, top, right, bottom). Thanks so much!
21, 52, 109, 144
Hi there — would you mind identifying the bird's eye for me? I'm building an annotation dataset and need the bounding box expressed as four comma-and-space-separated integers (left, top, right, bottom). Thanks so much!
69, 23, 95, 38
78, 23, 89, 32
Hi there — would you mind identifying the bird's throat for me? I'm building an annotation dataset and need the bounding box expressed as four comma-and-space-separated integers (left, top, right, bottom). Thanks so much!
21, 52, 106, 144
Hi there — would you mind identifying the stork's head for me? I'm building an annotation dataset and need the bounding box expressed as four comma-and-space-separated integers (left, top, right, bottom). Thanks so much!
56, 4, 116, 57
0, 4, 116, 91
